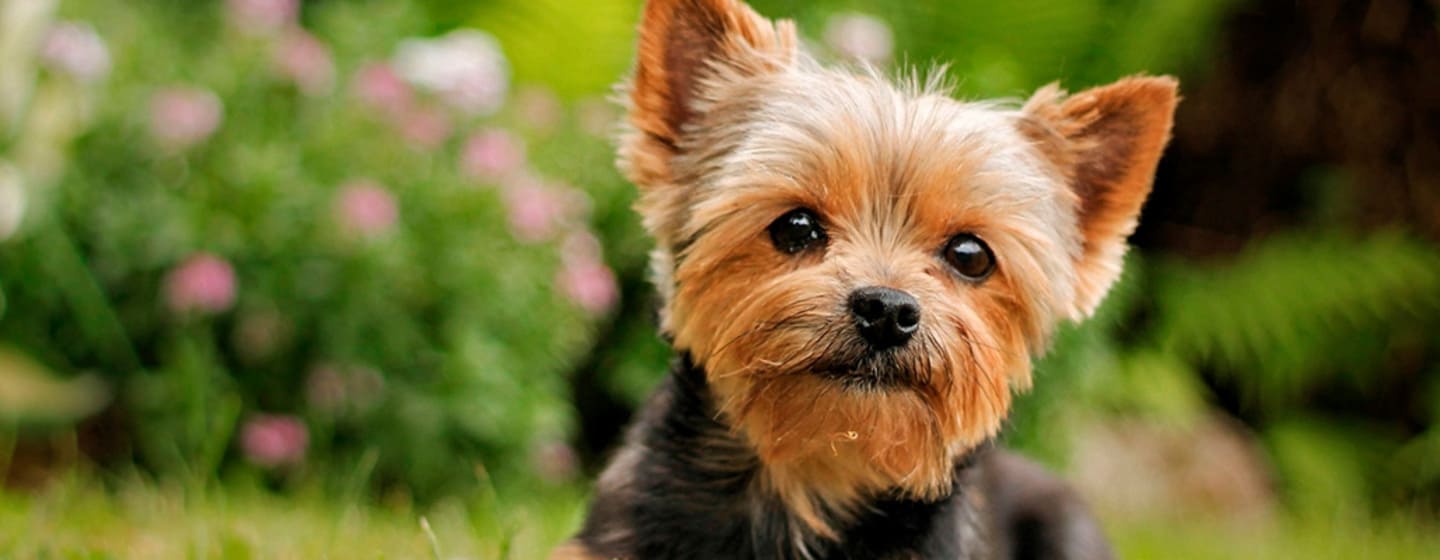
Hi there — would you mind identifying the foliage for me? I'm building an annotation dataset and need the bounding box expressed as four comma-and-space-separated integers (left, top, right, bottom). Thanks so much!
0, 0, 633, 498
1152, 232, 1440, 408
1010, 232, 1440, 513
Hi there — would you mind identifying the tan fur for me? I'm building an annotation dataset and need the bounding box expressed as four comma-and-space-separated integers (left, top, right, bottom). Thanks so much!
602, 0, 1178, 543
1021, 78, 1180, 318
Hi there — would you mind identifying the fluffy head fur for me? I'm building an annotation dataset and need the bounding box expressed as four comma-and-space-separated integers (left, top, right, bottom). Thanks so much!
620, 0, 1177, 536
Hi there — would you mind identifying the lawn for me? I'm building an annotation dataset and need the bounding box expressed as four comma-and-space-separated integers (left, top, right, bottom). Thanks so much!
0, 473, 587, 559
4, 474, 1437, 559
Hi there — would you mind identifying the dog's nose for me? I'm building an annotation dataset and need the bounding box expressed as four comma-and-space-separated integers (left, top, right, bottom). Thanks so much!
848, 286, 920, 350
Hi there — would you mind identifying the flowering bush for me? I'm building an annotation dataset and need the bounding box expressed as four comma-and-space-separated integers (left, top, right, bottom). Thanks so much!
0, 0, 633, 497
147, 87, 224, 150
163, 253, 238, 315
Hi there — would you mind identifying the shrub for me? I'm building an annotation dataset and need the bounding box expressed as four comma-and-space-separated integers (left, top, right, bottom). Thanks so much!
0, 0, 628, 498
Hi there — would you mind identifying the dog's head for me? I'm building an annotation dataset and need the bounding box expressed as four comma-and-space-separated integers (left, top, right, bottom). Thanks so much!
620, 0, 1177, 529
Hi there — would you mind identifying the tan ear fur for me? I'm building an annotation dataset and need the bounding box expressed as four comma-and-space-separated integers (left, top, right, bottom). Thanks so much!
630, 0, 796, 143
622, 0, 799, 308
1022, 76, 1179, 318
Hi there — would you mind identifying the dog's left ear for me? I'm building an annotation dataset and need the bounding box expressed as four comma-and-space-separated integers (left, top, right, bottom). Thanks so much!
1020, 76, 1179, 319
622, 0, 798, 186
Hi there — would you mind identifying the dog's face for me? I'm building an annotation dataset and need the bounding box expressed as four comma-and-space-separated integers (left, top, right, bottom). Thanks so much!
620, 0, 1176, 528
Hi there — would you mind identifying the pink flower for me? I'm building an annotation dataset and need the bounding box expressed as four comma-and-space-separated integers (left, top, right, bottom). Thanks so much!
274, 29, 335, 96
227, 0, 299, 35
40, 22, 110, 83
514, 86, 563, 132
333, 180, 398, 238
149, 87, 223, 150
561, 230, 603, 264
393, 30, 508, 115
398, 105, 452, 149
531, 440, 580, 484
164, 253, 237, 315
353, 62, 413, 116
502, 179, 574, 243
558, 255, 618, 315
240, 414, 308, 468
461, 129, 525, 180
824, 13, 894, 65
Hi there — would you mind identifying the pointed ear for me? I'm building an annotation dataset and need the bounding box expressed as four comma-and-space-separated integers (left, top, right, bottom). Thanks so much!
623, 0, 797, 180
1022, 76, 1179, 319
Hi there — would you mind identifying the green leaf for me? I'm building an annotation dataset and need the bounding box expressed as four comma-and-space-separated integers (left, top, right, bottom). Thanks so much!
1153, 232, 1440, 406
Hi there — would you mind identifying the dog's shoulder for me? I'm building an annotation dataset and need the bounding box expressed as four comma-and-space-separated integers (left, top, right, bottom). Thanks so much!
979, 449, 1114, 560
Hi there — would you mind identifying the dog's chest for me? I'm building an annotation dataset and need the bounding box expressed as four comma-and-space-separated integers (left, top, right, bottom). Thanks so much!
578, 366, 994, 560
623, 481, 988, 560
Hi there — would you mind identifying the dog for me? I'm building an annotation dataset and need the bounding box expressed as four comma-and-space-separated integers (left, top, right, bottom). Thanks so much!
555, 0, 1177, 558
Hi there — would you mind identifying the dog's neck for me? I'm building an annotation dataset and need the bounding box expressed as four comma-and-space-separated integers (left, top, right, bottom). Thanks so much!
574, 354, 992, 560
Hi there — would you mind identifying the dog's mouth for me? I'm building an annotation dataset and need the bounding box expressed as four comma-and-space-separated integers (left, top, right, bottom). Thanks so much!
810, 349, 926, 391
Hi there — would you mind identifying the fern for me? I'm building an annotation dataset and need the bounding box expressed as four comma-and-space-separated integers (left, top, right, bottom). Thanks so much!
1150, 232, 1440, 406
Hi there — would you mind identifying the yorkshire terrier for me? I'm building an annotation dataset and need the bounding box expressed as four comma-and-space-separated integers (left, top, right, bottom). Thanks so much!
556, 0, 1177, 558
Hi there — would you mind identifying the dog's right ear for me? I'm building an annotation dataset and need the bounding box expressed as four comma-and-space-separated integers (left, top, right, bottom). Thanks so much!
623, 0, 797, 183
1020, 77, 1178, 320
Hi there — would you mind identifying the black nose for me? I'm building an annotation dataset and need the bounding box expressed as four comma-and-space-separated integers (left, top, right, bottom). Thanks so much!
848, 286, 921, 350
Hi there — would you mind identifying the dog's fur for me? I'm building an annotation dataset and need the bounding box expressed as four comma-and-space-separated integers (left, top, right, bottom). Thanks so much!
557, 0, 1178, 558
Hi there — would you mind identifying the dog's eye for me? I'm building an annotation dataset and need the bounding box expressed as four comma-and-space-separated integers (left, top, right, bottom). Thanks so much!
943, 234, 995, 281
768, 208, 827, 254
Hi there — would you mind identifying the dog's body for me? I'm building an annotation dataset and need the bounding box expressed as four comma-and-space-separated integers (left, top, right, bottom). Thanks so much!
561, 356, 1111, 560
559, 0, 1177, 558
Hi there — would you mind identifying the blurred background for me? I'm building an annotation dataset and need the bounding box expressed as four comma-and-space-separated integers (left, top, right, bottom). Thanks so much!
1, 0, 1438, 557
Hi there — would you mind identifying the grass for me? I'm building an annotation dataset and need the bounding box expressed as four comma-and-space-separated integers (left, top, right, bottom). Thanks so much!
0, 471, 588, 559
1110, 512, 1440, 560
2, 474, 1437, 559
